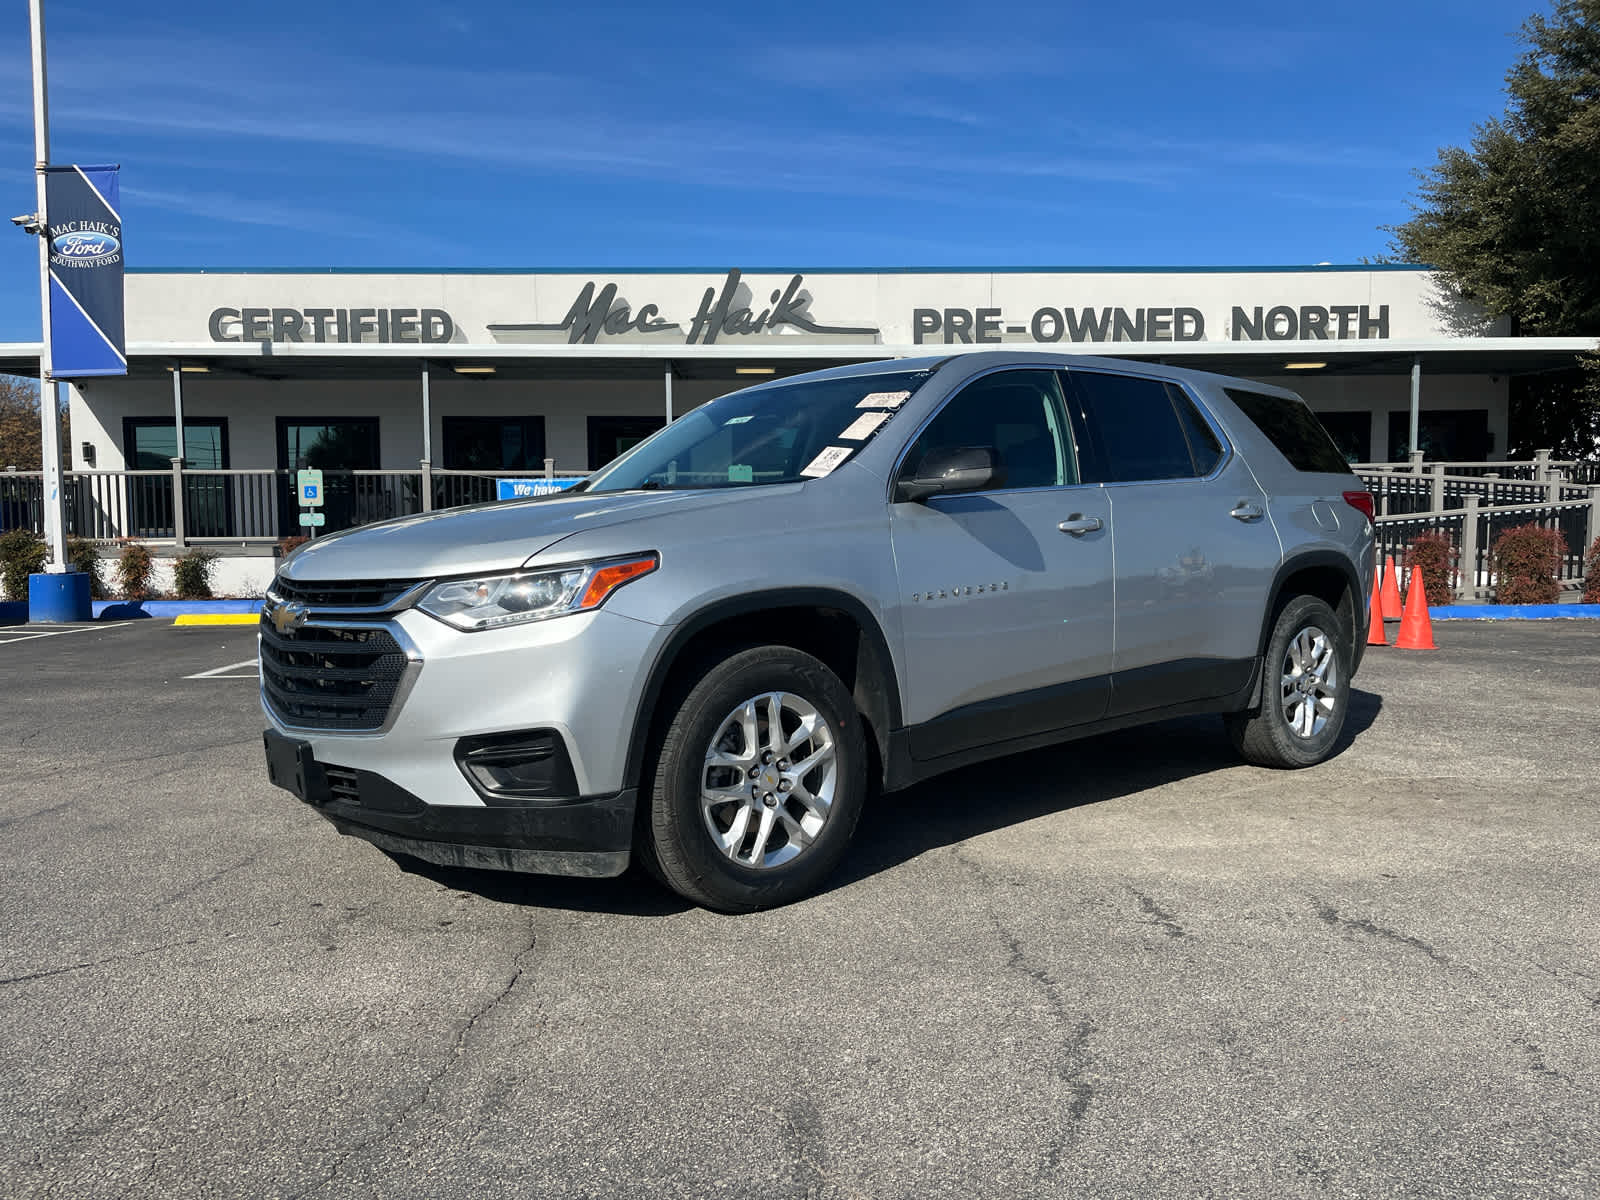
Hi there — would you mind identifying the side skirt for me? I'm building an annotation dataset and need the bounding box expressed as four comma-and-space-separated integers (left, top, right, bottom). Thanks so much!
883, 656, 1261, 793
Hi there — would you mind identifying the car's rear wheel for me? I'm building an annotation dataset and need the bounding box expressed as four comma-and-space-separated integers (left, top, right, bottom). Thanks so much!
1225, 595, 1351, 768
645, 646, 868, 912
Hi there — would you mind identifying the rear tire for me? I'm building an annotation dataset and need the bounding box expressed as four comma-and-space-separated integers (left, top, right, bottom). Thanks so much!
1226, 595, 1351, 768
646, 646, 867, 912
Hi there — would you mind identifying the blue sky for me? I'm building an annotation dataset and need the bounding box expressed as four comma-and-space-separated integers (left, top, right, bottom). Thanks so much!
0, 0, 1533, 339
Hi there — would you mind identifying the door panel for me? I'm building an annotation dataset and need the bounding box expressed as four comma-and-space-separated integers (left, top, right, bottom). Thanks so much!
893, 487, 1114, 751
1100, 454, 1280, 706
889, 368, 1114, 749
1060, 368, 1281, 716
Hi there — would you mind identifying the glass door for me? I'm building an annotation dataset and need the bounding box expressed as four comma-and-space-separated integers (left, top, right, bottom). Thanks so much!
277, 418, 381, 535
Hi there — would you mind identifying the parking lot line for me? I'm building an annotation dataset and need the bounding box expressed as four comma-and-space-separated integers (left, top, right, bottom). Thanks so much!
0, 622, 135, 646
185, 658, 259, 680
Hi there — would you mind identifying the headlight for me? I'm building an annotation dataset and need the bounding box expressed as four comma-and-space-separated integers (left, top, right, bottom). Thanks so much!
416, 553, 658, 632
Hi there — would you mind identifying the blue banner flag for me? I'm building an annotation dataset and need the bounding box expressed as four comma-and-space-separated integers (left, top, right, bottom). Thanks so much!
44, 165, 125, 377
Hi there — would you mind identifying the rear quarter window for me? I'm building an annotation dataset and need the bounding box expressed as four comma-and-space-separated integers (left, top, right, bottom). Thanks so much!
1224, 388, 1353, 475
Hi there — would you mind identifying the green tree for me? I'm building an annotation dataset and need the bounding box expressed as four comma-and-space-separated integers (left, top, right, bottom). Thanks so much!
1387, 0, 1600, 459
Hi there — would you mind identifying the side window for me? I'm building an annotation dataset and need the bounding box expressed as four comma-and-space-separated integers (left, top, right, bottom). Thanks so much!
1226, 388, 1352, 474
903, 369, 1076, 491
1063, 371, 1203, 483
1168, 384, 1225, 476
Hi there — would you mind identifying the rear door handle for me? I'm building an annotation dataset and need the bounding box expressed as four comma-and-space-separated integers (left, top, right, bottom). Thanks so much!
1058, 515, 1103, 536
1230, 501, 1265, 522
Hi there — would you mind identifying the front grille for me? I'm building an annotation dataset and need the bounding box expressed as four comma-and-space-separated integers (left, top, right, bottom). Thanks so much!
260, 618, 411, 732
270, 576, 420, 611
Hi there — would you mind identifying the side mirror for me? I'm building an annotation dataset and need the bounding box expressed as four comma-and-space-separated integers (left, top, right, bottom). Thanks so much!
895, 446, 1003, 503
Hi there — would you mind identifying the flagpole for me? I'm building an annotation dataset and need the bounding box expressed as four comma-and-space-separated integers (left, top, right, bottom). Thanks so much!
30, 0, 68, 574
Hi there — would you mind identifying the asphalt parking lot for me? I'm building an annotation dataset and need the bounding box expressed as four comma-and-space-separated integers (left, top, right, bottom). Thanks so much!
2, 619, 1597, 1199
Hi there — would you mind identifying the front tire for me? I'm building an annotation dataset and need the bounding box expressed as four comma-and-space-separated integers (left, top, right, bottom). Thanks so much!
646, 646, 868, 912
1225, 595, 1351, 768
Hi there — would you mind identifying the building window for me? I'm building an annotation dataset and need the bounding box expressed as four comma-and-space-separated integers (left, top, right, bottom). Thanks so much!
588, 416, 665, 471
442, 416, 547, 470
122, 418, 231, 538
1386, 409, 1491, 462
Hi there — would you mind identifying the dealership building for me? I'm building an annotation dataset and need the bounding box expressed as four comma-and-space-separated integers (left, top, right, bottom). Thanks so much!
3, 263, 1595, 546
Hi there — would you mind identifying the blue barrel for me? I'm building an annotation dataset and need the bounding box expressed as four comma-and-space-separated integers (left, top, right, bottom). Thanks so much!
28, 572, 93, 623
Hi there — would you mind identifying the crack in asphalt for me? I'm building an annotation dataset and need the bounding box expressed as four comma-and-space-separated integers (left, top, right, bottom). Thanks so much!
156, 852, 264, 908
1128, 887, 1188, 940
953, 847, 1098, 1173
762, 1094, 869, 1200
1310, 899, 1453, 967
0, 799, 74, 830
285, 926, 540, 1200
0, 933, 224, 986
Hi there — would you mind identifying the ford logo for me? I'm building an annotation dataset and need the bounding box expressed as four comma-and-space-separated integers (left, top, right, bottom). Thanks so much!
52, 231, 120, 259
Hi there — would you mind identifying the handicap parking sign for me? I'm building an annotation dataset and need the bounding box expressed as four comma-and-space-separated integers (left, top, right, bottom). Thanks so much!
297, 468, 324, 506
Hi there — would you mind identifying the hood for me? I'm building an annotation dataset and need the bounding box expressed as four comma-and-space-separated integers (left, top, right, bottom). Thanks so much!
280, 488, 769, 581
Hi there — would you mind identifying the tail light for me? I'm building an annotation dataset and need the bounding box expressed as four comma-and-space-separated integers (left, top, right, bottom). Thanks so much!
1343, 490, 1374, 521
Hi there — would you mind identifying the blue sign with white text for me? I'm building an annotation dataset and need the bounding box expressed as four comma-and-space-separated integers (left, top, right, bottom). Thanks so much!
497, 478, 581, 501
45, 165, 125, 377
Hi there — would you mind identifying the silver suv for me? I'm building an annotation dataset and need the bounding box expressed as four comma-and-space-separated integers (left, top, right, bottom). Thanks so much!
261, 352, 1375, 911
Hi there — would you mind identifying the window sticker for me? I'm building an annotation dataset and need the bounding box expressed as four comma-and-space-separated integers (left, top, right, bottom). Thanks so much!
838, 411, 890, 442
858, 390, 911, 409
800, 446, 853, 478
723, 415, 754, 425
728, 464, 754, 483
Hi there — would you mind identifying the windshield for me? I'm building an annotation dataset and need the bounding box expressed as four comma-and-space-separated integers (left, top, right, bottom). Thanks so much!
583, 369, 935, 492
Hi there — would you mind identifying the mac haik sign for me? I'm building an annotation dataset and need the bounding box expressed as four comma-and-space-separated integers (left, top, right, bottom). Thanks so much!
45, 165, 125, 376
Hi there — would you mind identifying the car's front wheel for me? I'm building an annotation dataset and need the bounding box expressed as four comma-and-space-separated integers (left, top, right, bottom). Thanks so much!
645, 646, 868, 912
1225, 594, 1352, 768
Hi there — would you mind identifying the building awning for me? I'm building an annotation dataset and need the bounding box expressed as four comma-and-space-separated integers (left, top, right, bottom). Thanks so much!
0, 336, 1594, 382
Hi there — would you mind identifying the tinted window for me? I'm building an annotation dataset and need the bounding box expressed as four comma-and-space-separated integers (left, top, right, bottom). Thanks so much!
904, 369, 1075, 491
1065, 371, 1198, 482
1168, 384, 1224, 476
1226, 388, 1352, 474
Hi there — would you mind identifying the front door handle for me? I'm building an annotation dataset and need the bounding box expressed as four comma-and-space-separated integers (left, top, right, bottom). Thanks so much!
1058, 514, 1103, 536
1230, 501, 1265, 522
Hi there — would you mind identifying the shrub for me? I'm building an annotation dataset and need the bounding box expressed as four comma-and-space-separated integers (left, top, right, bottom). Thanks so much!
1584, 536, 1600, 605
1490, 524, 1565, 605
172, 548, 219, 599
0, 527, 47, 600
115, 539, 158, 600
1404, 532, 1458, 607
277, 535, 309, 559
66, 537, 108, 600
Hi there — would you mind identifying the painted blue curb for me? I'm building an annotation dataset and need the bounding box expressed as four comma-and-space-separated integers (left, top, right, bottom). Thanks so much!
1431, 604, 1600, 620
92, 599, 264, 619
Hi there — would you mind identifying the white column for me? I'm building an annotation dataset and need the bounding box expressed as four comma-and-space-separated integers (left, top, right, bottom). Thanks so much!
30, 0, 67, 573
664, 365, 674, 426
171, 362, 185, 462
1408, 355, 1422, 461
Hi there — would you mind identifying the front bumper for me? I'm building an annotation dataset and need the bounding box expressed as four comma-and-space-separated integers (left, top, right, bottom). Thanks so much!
264, 728, 635, 876
260, 603, 672, 876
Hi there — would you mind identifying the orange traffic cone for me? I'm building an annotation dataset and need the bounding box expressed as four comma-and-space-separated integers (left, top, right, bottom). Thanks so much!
1395, 566, 1437, 650
1380, 555, 1403, 620
1367, 569, 1387, 646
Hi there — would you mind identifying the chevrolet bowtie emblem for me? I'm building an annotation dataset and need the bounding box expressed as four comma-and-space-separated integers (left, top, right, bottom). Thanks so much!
270, 599, 309, 635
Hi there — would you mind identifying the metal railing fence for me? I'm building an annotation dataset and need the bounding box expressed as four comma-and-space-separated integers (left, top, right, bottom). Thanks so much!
0, 461, 587, 547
